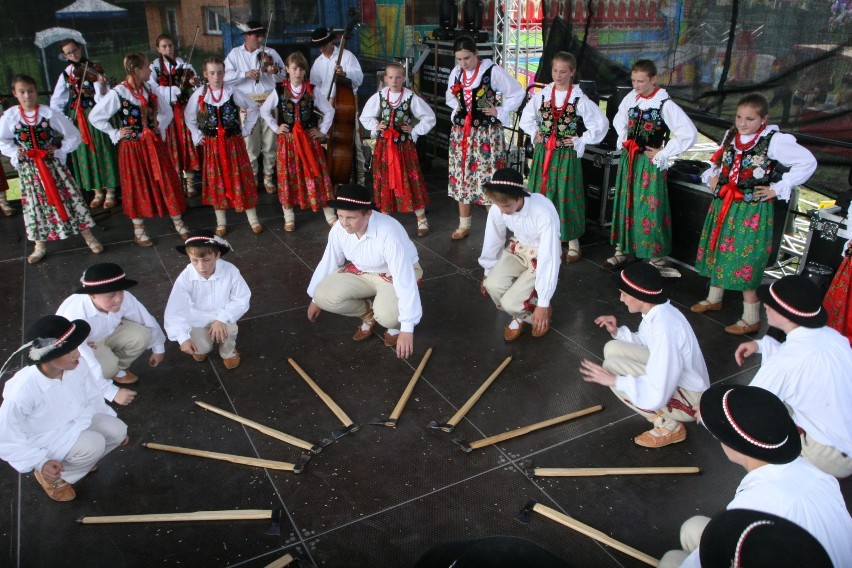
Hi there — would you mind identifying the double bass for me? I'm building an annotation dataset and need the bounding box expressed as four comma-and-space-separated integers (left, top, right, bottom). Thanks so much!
325, 10, 360, 187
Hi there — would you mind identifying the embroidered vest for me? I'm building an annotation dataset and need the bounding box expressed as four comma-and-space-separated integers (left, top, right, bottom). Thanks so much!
117, 94, 158, 140
200, 97, 242, 137
626, 99, 670, 150
451, 66, 500, 127
716, 131, 779, 201
153, 58, 194, 106
379, 92, 414, 143
538, 94, 586, 147
274, 85, 318, 130
13, 116, 56, 152
63, 70, 97, 114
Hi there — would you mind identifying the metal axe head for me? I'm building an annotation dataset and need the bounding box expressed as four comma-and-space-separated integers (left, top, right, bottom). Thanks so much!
293, 453, 312, 474
426, 420, 454, 433
369, 416, 397, 427
452, 438, 472, 453
309, 438, 334, 455
331, 423, 359, 440
521, 459, 535, 476
265, 508, 283, 535
515, 499, 538, 524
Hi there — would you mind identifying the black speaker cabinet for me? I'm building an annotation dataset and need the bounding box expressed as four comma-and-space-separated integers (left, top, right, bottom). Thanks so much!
582, 144, 620, 228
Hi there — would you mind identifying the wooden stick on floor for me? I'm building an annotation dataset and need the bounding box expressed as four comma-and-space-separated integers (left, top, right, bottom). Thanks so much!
446, 356, 512, 428
389, 347, 432, 420
288, 358, 355, 427
194, 401, 316, 452
531, 502, 659, 566
533, 466, 700, 477
143, 442, 295, 472
264, 554, 295, 568
78, 510, 274, 525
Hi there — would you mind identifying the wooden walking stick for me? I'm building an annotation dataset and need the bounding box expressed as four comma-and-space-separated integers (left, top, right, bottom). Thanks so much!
143, 442, 296, 472
288, 358, 359, 438
370, 348, 433, 427
79, 509, 285, 535
517, 501, 659, 566
427, 356, 512, 433
454, 405, 603, 452
264, 554, 295, 568
531, 466, 700, 477
194, 401, 330, 455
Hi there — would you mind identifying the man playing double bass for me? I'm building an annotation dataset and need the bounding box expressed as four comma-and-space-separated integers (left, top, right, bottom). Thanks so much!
224, 20, 286, 193
309, 27, 366, 185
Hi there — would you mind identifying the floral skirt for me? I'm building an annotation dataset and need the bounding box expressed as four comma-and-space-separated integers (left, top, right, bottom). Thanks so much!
276, 133, 334, 211
527, 145, 585, 241
118, 136, 186, 218
68, 106, 119, 191
447, 122, 506, 206
18, 159, 95, 241
824, 247, 852, 346
610, 153, 671, 258
695, 197, 774, 291
165, 104, 200, 174
373, 139, 430, 213
201, 135, 258, 212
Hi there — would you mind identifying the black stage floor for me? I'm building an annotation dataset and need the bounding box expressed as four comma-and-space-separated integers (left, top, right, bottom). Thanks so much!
1, 163, 849, 567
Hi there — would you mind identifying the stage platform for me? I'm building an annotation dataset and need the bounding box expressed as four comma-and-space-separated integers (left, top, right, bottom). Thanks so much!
0, 162, 848, 567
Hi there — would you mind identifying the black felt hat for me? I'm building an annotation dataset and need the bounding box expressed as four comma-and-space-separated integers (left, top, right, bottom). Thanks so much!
176, 229, 232, 256
240, 20, 266, 35
310, 27, 337, 47
699, 384, 801, 464
612, 262, 667, 304
699, 509, 831, 568
24, 315, 91, 365
757, 275, 828, 328
74, 263, 137, 295
326, 184, 379, 211
482, 167, 530, 198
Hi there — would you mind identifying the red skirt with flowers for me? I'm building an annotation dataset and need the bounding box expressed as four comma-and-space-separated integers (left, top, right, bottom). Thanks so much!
201, 134, 258, 212
117, 134, 186, 218
824, 245, 852, 346
276, 133, 334, 210
165, 103, 200, 174
373, 138, 430, 213
447, 122, 506, 206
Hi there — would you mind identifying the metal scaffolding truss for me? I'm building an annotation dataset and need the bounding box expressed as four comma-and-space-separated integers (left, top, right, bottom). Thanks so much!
492, 0, 543, 79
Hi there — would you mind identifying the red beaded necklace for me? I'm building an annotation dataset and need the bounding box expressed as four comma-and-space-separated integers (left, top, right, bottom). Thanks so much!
19, 104, 39, 126
386, 88, 404, 108
550, 84, 573, 120
734, 124, 766, 152
461, 60, 481, 88
123, 79, 148, 107
288, 80, 305, 102
208, 85, 225, 103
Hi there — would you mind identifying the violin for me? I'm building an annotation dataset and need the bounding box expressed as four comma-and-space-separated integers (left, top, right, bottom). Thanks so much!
256, 50, 279, 74
71, 60, 111, 85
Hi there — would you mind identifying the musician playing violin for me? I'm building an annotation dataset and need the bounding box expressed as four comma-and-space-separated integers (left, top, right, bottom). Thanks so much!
223, 20, 285, 193
148, 33, 201, 197
49, 38, 119, 210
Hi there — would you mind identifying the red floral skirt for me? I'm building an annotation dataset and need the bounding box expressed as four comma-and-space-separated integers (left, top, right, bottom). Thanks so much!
165, 104, 200, 174
276, 133, 334, 210
824, 246, 852, 346
373, 139, 430, 213
117, 135, 186, 218
201, 135, 258, 212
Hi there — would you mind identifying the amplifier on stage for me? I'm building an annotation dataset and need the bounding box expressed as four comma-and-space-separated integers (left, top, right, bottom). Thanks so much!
582, 144, 620, 227
799, 205, 850, 274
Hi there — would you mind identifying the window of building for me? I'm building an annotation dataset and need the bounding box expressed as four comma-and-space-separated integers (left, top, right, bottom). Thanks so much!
165, 8, 179, 41
204, 6, 226, 35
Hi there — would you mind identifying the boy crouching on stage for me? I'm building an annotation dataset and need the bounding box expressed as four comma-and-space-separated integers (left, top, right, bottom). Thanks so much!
0, 315, 128, 502
164, 230, 251, 369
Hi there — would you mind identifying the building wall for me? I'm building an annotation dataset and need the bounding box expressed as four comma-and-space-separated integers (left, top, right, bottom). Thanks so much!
144, 0, 250, 56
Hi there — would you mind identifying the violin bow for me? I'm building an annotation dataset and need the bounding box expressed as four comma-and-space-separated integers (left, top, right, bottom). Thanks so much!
255, 9, 274, 83
179, 26, 201, 92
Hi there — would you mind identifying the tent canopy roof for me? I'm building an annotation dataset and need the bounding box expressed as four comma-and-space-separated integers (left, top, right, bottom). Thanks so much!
56, 0, 127, 19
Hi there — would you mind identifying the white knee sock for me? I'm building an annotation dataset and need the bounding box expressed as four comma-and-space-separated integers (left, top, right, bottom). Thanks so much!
283, 207, 295, 224
459, 216, 472, 229
245, 208, 260, 226
707, 286, 724, 304
215, 209, 227, 227
743, 301, 761, 324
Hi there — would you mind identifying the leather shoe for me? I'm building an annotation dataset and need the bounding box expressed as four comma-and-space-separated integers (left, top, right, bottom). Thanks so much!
504, 321, 525, 341
251, 224, 264, 234
134, 236, 154, 248
724, 320, 761, 335
383, 331, 399, 347
192, 353, 208, 362
601, 254, 629, 269
690, 300, 722, 313
33, 469, 76, 502
284, 222, 296, 232
223, 352, 241, 370
564, 248, 582, 263
113, 370, 139, 385
634, 424, 687, 448
215, 226, 227, 237
451, 227, 470, 240
353, 320, 377, 341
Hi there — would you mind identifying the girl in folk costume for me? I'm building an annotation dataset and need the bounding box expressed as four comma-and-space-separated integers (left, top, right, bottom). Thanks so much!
445, 36, 524, 240
693, 94, 816, 335
519, 52, 608, 262
148, 33, 201, 197
259, 51, 335, 232
184, 57, 263, 236
604, 59, 697, 273
89, 53, 190, 247
824, 201, 852, 346
361, 62, 437, 237
0, 74, 103, 263
49, 39, 119, 209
